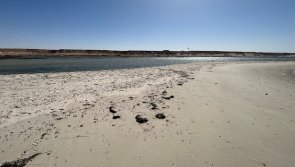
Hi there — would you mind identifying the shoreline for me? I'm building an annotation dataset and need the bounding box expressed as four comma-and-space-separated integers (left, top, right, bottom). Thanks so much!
1, 61, 295, 167
1, 57, 295, 76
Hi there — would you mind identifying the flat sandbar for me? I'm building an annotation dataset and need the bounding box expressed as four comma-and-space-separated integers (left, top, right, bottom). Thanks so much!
0, 61, 295, 167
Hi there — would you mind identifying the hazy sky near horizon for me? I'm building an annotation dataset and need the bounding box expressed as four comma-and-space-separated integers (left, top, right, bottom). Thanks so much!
0, 0, 294, 52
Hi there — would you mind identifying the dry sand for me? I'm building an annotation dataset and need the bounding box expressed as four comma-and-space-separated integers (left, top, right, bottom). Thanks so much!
0, 61, 295, 167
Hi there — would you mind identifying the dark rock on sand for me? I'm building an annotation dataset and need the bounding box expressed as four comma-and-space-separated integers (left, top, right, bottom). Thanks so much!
113, 116, 121, 119
135, 115, 148, 124
150, 103, 158, 110
40, 133, 48, 139
83, 103, 92, 106
155, 113, 166, 119
162, 95, 174, 100
0, 153, 41, 167
109, 106, 117, 114
162, 91, 167, 96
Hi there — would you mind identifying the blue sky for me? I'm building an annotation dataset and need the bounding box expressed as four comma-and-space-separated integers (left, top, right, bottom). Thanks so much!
0, 0, 294, 52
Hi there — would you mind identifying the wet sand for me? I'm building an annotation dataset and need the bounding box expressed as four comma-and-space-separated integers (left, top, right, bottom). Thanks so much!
0, 61, 295, 167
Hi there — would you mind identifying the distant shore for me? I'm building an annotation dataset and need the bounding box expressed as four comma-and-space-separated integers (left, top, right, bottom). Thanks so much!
0, 48, 294, 58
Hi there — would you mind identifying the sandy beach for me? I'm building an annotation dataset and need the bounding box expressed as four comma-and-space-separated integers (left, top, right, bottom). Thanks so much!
1, 61, 295, 167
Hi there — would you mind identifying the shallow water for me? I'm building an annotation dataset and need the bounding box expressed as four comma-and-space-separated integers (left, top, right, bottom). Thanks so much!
0, 56, 295, 74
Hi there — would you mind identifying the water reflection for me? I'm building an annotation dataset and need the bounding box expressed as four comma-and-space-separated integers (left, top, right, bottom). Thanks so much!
0, 56, 295, 75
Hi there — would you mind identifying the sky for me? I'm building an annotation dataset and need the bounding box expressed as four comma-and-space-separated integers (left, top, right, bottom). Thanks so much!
0, 0, 294, 52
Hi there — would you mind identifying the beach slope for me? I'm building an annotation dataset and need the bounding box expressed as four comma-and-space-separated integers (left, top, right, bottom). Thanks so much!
0, 62, 295, 167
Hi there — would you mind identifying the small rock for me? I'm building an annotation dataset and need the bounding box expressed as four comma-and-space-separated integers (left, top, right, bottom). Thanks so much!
109, 106, 117, 114
162, 95, 174, 100
155, 113, 166, 119
40, 133, 48, 139
55, 117, 63, 121
113, 116, 121, 119
150, 103, 158, 110
135, 115, 148, 124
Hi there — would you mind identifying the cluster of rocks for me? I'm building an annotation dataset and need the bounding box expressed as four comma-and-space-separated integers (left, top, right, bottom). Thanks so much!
109, 106, 121, 119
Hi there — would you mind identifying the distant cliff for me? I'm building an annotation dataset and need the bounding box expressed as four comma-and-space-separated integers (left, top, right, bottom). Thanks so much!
0, 48, 294, 58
